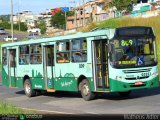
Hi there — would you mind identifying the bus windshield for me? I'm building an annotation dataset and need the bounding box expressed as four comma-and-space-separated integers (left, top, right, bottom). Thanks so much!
109, 37, 157, 68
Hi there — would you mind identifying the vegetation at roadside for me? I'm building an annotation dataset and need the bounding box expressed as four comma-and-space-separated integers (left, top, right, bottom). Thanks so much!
50, 11, 74, 29
37, 21, 47, 34
0, 101, 35, 114
0, 21, 27, 32
103, 0, 137, 12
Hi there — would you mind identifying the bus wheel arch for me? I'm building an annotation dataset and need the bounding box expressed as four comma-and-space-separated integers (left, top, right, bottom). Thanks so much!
77, 75, 87, 91
23, 75, 30, 87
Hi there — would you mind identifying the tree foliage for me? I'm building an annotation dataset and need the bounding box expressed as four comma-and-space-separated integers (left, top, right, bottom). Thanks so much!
50, 11, 74, 29
104, 0, 137, 12
0, 15, 10, 21
0, 21, 10, 29
14, 22, 27, 31
0, 21, 27, 31
37, 21, 46, 34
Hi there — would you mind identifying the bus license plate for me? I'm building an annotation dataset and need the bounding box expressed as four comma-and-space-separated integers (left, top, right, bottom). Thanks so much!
134, 81, 143, 86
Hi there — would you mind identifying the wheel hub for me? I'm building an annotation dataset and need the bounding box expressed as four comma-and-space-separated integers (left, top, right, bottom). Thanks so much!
82, 84, 90, 96
25, 83, 31, 94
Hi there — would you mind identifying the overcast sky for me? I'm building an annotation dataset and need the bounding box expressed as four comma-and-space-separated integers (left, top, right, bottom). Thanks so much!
0, 0, 83, 15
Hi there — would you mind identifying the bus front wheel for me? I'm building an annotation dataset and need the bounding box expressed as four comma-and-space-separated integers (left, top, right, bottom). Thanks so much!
79, 79, 95, 101
24, 79, 36, 97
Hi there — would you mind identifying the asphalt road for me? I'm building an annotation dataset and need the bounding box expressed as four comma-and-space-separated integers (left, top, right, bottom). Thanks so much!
0, 31, 27, 41
0, 84, 160, 114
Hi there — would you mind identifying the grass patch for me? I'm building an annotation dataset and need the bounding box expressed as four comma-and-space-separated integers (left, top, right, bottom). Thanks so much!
0, 101, 36, 114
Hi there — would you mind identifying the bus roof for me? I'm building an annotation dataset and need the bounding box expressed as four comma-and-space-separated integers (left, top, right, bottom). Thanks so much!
1, 29, 115, 47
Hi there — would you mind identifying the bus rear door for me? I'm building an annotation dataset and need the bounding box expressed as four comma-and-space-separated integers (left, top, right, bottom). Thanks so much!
43, 45, 55, 92
8, 49, 17, 87
92, 40, 109, 91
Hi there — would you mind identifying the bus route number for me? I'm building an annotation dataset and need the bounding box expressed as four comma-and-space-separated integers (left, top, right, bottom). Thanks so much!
121, 40, 133, 46
79, 64, 85, 68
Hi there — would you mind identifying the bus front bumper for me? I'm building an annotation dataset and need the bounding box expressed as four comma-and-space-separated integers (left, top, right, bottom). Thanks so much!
109, 76, 159, 92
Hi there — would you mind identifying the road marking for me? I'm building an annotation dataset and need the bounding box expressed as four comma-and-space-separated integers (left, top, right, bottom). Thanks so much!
18, 107, 74, 114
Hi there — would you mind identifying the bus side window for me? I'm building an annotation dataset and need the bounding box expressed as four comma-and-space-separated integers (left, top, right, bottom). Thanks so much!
2, 48, 7, 65
30, 44, 42, 64
19, 45, 29, 65
71, 39, 87, 62
56, 41, 70, 63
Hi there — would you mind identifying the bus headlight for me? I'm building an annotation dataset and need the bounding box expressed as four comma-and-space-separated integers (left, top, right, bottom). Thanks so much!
151, 72, 158, 78
115, 76, 123, 81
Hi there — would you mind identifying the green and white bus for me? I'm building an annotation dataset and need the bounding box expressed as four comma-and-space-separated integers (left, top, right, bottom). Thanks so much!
1, 26, 159, 101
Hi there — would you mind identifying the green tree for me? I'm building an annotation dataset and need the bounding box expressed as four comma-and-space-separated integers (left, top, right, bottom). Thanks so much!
19, 22, 27, 31
50, 11, 74, 29
0, 15, 10, 21
104, 0, 137, 12
13, 22, 27, 31
37, 21, 46, 34
0, 21, 10, 29
0, 20, 27, 31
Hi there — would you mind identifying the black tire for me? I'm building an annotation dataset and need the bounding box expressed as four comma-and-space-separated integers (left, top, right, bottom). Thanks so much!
118, 91, 131, 97
24, 79, 36, 97
79, 79, 95, 101
35, 90, 41, 96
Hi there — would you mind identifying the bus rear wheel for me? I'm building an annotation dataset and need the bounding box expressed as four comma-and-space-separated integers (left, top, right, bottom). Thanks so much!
118, 91, 131, 97
79, 79, 95, 101
24, 79, 36, 97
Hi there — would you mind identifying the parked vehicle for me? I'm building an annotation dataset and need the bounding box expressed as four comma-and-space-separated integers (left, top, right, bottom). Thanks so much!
27, 28, 41, 35
27, 33, 39, 39
4, 35, 17, 41
0, 27, 6, 34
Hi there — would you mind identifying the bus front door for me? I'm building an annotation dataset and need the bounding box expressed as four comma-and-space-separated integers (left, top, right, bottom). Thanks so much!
8, 49, 17, 87
92, 40, 109, 90
43, 45, 55, 91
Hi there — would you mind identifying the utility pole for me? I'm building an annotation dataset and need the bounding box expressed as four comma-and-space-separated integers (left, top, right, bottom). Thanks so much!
82, 0, 85, 27
18, 0, 21, 31
18, 13, 21, 31
65, 11, 67, 30
79, 0, 81, 27
74, 1, 77, 29
11, 0, 14, 43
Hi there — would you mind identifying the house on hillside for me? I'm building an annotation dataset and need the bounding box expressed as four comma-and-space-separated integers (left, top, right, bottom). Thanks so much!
67, 0, 108, 30
131, 0, 160, 17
